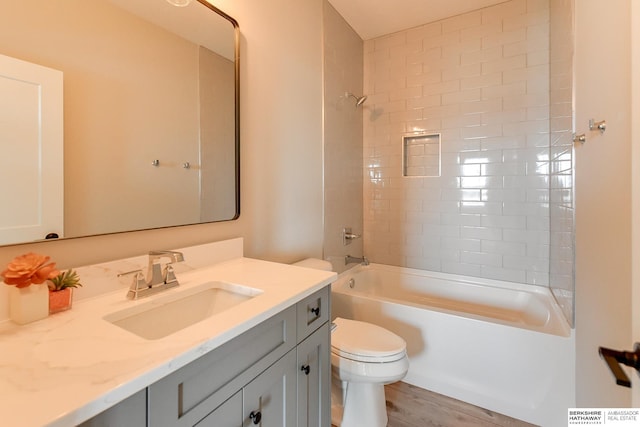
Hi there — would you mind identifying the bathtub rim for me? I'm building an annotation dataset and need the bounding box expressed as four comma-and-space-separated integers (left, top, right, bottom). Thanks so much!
332, 263, 571, 337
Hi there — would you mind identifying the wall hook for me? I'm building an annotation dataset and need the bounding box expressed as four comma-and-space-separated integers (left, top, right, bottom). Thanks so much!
573, 133, 586, 144
151, 159, 160, 166
183, 162, 190, 169
589, 119, 607, 133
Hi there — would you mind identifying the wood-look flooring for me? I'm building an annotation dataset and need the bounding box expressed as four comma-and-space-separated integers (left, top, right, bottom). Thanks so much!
333, 381, 537, 427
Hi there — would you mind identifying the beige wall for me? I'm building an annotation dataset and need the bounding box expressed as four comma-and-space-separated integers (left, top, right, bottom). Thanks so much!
0, 0, 325, 320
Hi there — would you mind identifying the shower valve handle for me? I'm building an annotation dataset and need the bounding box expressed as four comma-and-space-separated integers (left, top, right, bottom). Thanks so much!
598, 343, 640, 388
342, 227, 361, 246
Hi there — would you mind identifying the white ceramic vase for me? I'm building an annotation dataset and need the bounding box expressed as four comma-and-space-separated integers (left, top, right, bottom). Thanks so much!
8, 284, 49, 324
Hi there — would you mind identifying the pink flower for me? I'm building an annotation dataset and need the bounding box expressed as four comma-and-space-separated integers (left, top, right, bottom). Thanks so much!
1, 253, 60, 289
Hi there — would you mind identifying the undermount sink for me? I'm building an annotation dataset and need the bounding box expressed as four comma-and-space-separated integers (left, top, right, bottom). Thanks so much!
104, 281, 262, 340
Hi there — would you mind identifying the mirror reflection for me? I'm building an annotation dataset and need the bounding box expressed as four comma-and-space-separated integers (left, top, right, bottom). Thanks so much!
0, 0, 239, 246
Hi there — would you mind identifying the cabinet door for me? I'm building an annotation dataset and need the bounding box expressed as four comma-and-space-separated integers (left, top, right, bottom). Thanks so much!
297, 323, 330, 427
195, 391, 242, 427
243, 350, 297, 427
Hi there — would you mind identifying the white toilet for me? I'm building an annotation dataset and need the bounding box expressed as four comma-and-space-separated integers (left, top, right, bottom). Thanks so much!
330, 317, 409, 427
291, 258, 409, 426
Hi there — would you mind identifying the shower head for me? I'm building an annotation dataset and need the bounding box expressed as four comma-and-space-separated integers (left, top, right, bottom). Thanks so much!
345, 92, 367, 107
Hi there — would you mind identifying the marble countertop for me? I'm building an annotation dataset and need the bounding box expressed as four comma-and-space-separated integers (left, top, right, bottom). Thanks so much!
0, 254, 336, 427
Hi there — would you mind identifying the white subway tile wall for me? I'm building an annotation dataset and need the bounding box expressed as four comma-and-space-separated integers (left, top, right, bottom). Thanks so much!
363, 0, 571, 286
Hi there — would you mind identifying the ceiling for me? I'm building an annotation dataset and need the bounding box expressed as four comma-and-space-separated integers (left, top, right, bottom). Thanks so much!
328, 0, 508, 40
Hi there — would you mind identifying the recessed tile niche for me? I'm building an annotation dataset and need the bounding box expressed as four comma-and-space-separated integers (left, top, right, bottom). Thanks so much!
402, 133, 441, 177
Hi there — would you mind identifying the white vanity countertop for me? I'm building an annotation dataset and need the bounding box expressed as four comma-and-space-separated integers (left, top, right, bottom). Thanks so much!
0, 256, 336, 427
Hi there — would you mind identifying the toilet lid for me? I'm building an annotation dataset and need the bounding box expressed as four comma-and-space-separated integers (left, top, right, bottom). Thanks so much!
331, 317, 407, 363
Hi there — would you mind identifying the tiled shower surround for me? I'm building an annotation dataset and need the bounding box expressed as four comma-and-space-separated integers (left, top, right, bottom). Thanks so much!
362, 0, 574, 296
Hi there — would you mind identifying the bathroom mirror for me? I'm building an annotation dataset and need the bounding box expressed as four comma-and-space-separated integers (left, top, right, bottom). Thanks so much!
0, 0, 239, 246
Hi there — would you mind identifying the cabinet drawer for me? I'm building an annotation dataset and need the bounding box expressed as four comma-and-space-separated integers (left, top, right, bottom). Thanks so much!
148, 306, 296, 426
296, 286, 330, 343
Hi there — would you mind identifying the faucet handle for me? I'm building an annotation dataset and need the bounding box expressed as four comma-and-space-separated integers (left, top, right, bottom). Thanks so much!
118, 269, 148, 299
163, 263, 179, 284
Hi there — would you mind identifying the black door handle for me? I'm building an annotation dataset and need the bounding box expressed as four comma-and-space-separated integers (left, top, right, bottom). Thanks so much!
249, 410, 261, 424
598, 343, 640, 388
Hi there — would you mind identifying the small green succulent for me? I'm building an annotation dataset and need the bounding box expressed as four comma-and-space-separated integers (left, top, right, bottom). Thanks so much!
48, 269, 83, 291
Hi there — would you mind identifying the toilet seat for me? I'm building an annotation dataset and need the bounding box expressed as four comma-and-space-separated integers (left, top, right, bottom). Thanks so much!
331, 317, 407, 363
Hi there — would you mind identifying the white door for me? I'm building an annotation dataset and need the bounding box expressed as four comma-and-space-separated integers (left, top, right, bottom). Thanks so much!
574, 0, 635, 408
0, 53, 63, 244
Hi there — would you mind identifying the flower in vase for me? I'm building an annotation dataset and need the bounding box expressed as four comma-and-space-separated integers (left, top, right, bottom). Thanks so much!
1, 253, 60, 289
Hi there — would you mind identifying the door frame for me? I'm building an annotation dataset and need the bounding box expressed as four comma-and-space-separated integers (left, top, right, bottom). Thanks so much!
631, 0, 640, 407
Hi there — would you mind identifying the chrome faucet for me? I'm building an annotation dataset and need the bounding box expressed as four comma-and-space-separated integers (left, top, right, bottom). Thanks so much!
121, 250, 185, 300
345, 255, 369, 266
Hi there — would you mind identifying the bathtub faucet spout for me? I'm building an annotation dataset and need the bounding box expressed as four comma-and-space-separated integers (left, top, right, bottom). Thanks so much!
345, 255, 369, 266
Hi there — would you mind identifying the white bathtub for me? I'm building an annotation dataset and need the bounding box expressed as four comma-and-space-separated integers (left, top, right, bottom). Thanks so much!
331, 263, 575, 427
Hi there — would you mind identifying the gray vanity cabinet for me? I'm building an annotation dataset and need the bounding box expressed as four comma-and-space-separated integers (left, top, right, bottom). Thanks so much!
148, 305, 298, 426
82, 286, 330, 427
78, 389, 147, 427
